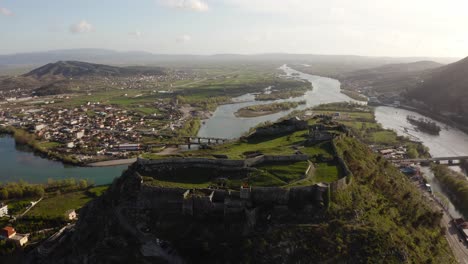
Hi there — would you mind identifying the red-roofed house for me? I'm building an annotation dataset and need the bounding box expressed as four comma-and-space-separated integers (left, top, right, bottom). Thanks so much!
0, 226, 16, 239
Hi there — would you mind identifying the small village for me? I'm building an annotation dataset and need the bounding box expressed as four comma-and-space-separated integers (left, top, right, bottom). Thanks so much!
0, 98, 198, 163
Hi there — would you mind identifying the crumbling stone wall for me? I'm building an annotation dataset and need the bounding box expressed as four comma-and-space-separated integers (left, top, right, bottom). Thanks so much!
136, 154, 309, 169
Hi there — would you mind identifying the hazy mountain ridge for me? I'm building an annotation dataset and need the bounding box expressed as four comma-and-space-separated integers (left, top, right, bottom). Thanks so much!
0, 49, 459, 69
0, 60, 166, 96
339, 61, 443, 93
408, 56, 468, 116
24, 61, 165, 79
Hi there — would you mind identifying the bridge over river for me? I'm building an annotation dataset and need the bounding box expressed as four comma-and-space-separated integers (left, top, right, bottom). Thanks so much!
391, 156, 468, 166
143, 133, 231, 149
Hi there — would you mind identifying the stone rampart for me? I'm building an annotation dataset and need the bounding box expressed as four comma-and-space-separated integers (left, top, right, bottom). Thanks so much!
330, 139, 352, 177
137, 157, 245, 167
136, 154, 309, 169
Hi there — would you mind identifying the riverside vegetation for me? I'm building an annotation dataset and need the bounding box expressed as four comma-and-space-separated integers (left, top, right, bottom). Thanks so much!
340, 89, 368, 102
432, 164, 468, 218
235, 101, 306, 118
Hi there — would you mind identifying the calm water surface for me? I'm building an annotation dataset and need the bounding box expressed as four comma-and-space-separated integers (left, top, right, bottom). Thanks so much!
0, 135, 127, 184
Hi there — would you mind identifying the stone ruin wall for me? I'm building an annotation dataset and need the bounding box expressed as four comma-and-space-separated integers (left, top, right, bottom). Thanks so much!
133, 178, 328, 218
131, 137, 353, 217
136, 154, 309, 169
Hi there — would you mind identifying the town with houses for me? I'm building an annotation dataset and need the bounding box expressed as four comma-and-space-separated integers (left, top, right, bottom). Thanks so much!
0, 97, 200, 163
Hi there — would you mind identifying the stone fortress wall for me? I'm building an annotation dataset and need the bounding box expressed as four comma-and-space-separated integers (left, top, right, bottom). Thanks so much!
135, 176, 328, 218
133, 115, 354, 219
136, 154, 309, 169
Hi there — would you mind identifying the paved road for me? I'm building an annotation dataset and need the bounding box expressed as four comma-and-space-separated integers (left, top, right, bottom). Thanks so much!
425, 193, 468, 263
87, 158, 137, 167
441, 212, 468, 263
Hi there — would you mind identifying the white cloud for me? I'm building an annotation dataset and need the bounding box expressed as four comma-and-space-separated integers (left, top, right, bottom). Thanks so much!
70, 20, 93, 34
159, 0, 209, 12
129, 30, 142, 38
176, 34, 191, 42
0, 7, 13, 16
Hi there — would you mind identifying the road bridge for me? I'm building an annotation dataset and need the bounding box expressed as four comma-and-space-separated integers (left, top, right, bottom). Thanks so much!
145, 134, 231, 149
391, 156, 468, 166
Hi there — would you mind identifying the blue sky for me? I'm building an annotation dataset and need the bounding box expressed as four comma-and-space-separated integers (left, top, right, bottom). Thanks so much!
1, 0, 467, 57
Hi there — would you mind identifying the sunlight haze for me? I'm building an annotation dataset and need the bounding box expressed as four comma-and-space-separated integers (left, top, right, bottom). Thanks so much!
0, 0, 467, 57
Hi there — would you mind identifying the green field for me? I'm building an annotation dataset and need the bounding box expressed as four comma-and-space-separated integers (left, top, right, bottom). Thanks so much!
209, 130, 308, 159
255, 161, 309, 183
313, 162, 340, 183
28, 186, 108, 219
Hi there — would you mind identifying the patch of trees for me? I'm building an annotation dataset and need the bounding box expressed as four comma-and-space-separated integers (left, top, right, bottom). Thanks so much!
0, 178, 91, 200
433, 165, 468, 218
177, 118, 201, 137
0, 181, 44, 200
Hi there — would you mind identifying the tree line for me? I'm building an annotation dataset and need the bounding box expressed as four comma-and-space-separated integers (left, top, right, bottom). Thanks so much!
0, 178, 92, 200
433, 164, 468, 218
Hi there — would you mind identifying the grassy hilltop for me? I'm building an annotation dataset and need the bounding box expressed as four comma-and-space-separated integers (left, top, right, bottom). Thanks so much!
132, 103, 452, 263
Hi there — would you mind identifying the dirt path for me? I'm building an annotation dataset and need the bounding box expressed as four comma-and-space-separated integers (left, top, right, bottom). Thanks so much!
18, 197, 43, 218
155, 147, 180, 155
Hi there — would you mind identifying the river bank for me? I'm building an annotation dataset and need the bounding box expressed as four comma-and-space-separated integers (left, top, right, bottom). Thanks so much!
0, 127, 83, 166
395, 104, 468, 135
432, 165, 468, 218
0, 126, 142, 167
0, 135, 127, 184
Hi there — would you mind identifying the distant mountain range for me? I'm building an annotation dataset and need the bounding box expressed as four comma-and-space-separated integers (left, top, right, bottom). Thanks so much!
0, 49, 459, 70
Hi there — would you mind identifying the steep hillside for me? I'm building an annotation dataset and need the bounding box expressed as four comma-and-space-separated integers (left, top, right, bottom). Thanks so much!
407, 56, 468, 117
339, 61, 443, 94
23, 61, 165, 79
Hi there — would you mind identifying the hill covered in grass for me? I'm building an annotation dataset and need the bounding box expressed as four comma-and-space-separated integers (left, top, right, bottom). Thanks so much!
36, 104, 453, 263
23, 61, 165, 79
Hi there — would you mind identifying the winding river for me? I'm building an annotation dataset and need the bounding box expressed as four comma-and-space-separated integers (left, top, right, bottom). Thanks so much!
197, 65, 356, 139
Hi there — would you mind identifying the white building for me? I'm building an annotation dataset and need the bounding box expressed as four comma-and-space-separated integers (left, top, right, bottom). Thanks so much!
76, 130, 85, 139
65, 209, 77, 220
10, 234, 28, 246
34, 124, 47, 132
0, 204, 8, 217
